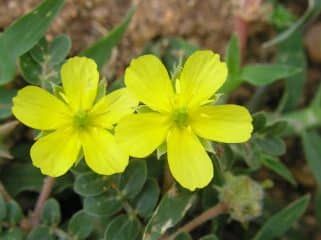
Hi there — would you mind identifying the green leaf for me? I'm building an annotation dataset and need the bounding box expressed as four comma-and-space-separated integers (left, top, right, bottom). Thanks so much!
81, 7, 134, 70
119, 160, 147, 199
27, 226, 54, 240
253, 195, 310, 240
264, 0, 321, 47
220, 35, 241, 94
0, 194, 6, 221
301, 131, 321, 186
29, 38, 48, 64
241, 64, 300, 86
261, 121, 287, 136
2, 227, 24, 240
0, 88, 16, 120
40, 198, 61, 226
0, 163, 43, 196
48, 34, 71, 65
133, 178, 160, 218
199, 234, 219, 240
7, 200, 22, 225
20, 35, 69, 87
84, 189, 122, 217
74, 172, 111, 197
261, 155, 296, 185
143, 190, 196, 240
254, 137, 286, 156
104, 214, 141, 240
19, 52, 42, 85
68, 210, 94, 239
252, 112, 267, 133
276, 31, 306, 112
0, 0, 65, 84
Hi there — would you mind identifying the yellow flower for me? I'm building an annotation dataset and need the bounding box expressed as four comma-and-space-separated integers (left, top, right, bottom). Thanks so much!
115, 50, 253, 191
12, 57, 138, 177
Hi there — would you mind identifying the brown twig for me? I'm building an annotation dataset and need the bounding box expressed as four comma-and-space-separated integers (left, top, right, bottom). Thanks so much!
163, 202, 228, 240
30, 176, 56, 227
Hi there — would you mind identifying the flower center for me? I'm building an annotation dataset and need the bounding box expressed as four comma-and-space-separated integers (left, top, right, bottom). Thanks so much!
73, 110, 90, 129
172, 107, 189, 127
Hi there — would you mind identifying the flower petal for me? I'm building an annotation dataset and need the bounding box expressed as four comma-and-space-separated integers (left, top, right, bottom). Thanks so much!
61, 57, 99, 110
125, 55, 174, 112
30, 128, 81, 177
90, 88, 138, 129
179, 50, 227, 109
81, 128, 128, 175
12, 86, 70, 130
115, 113, 171, 157
167, 127, 213, 191
191, 105, 253, 143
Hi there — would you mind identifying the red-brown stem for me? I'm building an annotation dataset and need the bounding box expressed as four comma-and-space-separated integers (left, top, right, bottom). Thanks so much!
234, 0, 262, 60
31, 176, 56, 226
163, 202, 228, 240
234, 16, 248, 60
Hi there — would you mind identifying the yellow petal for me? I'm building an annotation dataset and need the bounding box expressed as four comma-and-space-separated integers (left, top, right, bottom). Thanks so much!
90, 88, 138, 129
125, 55, 174, 113
115, 113, 171, 157
61, 57, 99, 110
179, 50, 227, 109
167, 127, 213, 191
30, 128, 81, 177
12, 86, 70, 130
191, 105, 253, 143
81, 127, 128, 175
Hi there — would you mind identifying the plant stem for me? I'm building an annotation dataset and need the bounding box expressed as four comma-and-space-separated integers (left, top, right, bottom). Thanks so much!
163, 202, 228, 240
31, 176, 56, 227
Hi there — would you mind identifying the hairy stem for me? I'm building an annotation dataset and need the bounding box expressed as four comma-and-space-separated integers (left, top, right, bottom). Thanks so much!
163, 202, 228, 240
31, 176, 56, 227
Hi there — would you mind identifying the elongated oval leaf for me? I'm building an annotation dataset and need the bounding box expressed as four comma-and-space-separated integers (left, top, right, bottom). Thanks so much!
0, 0, 64, 84
40, 198, 61, 226
133, 178, 160, 218
220, 34, 242, 94
84, 190, 122, 217
301, 131, 321, 186
7, 200, 23, 225
119, 160, 147, 199
104, 214, 141, 240
260, 155, 296, 185
143, 190, 195, 240
74, 172, 110, 197
241, 64, 301, 86
27, 226, 54, 240
253, 195, 310, 240
68, 210, 94, 239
